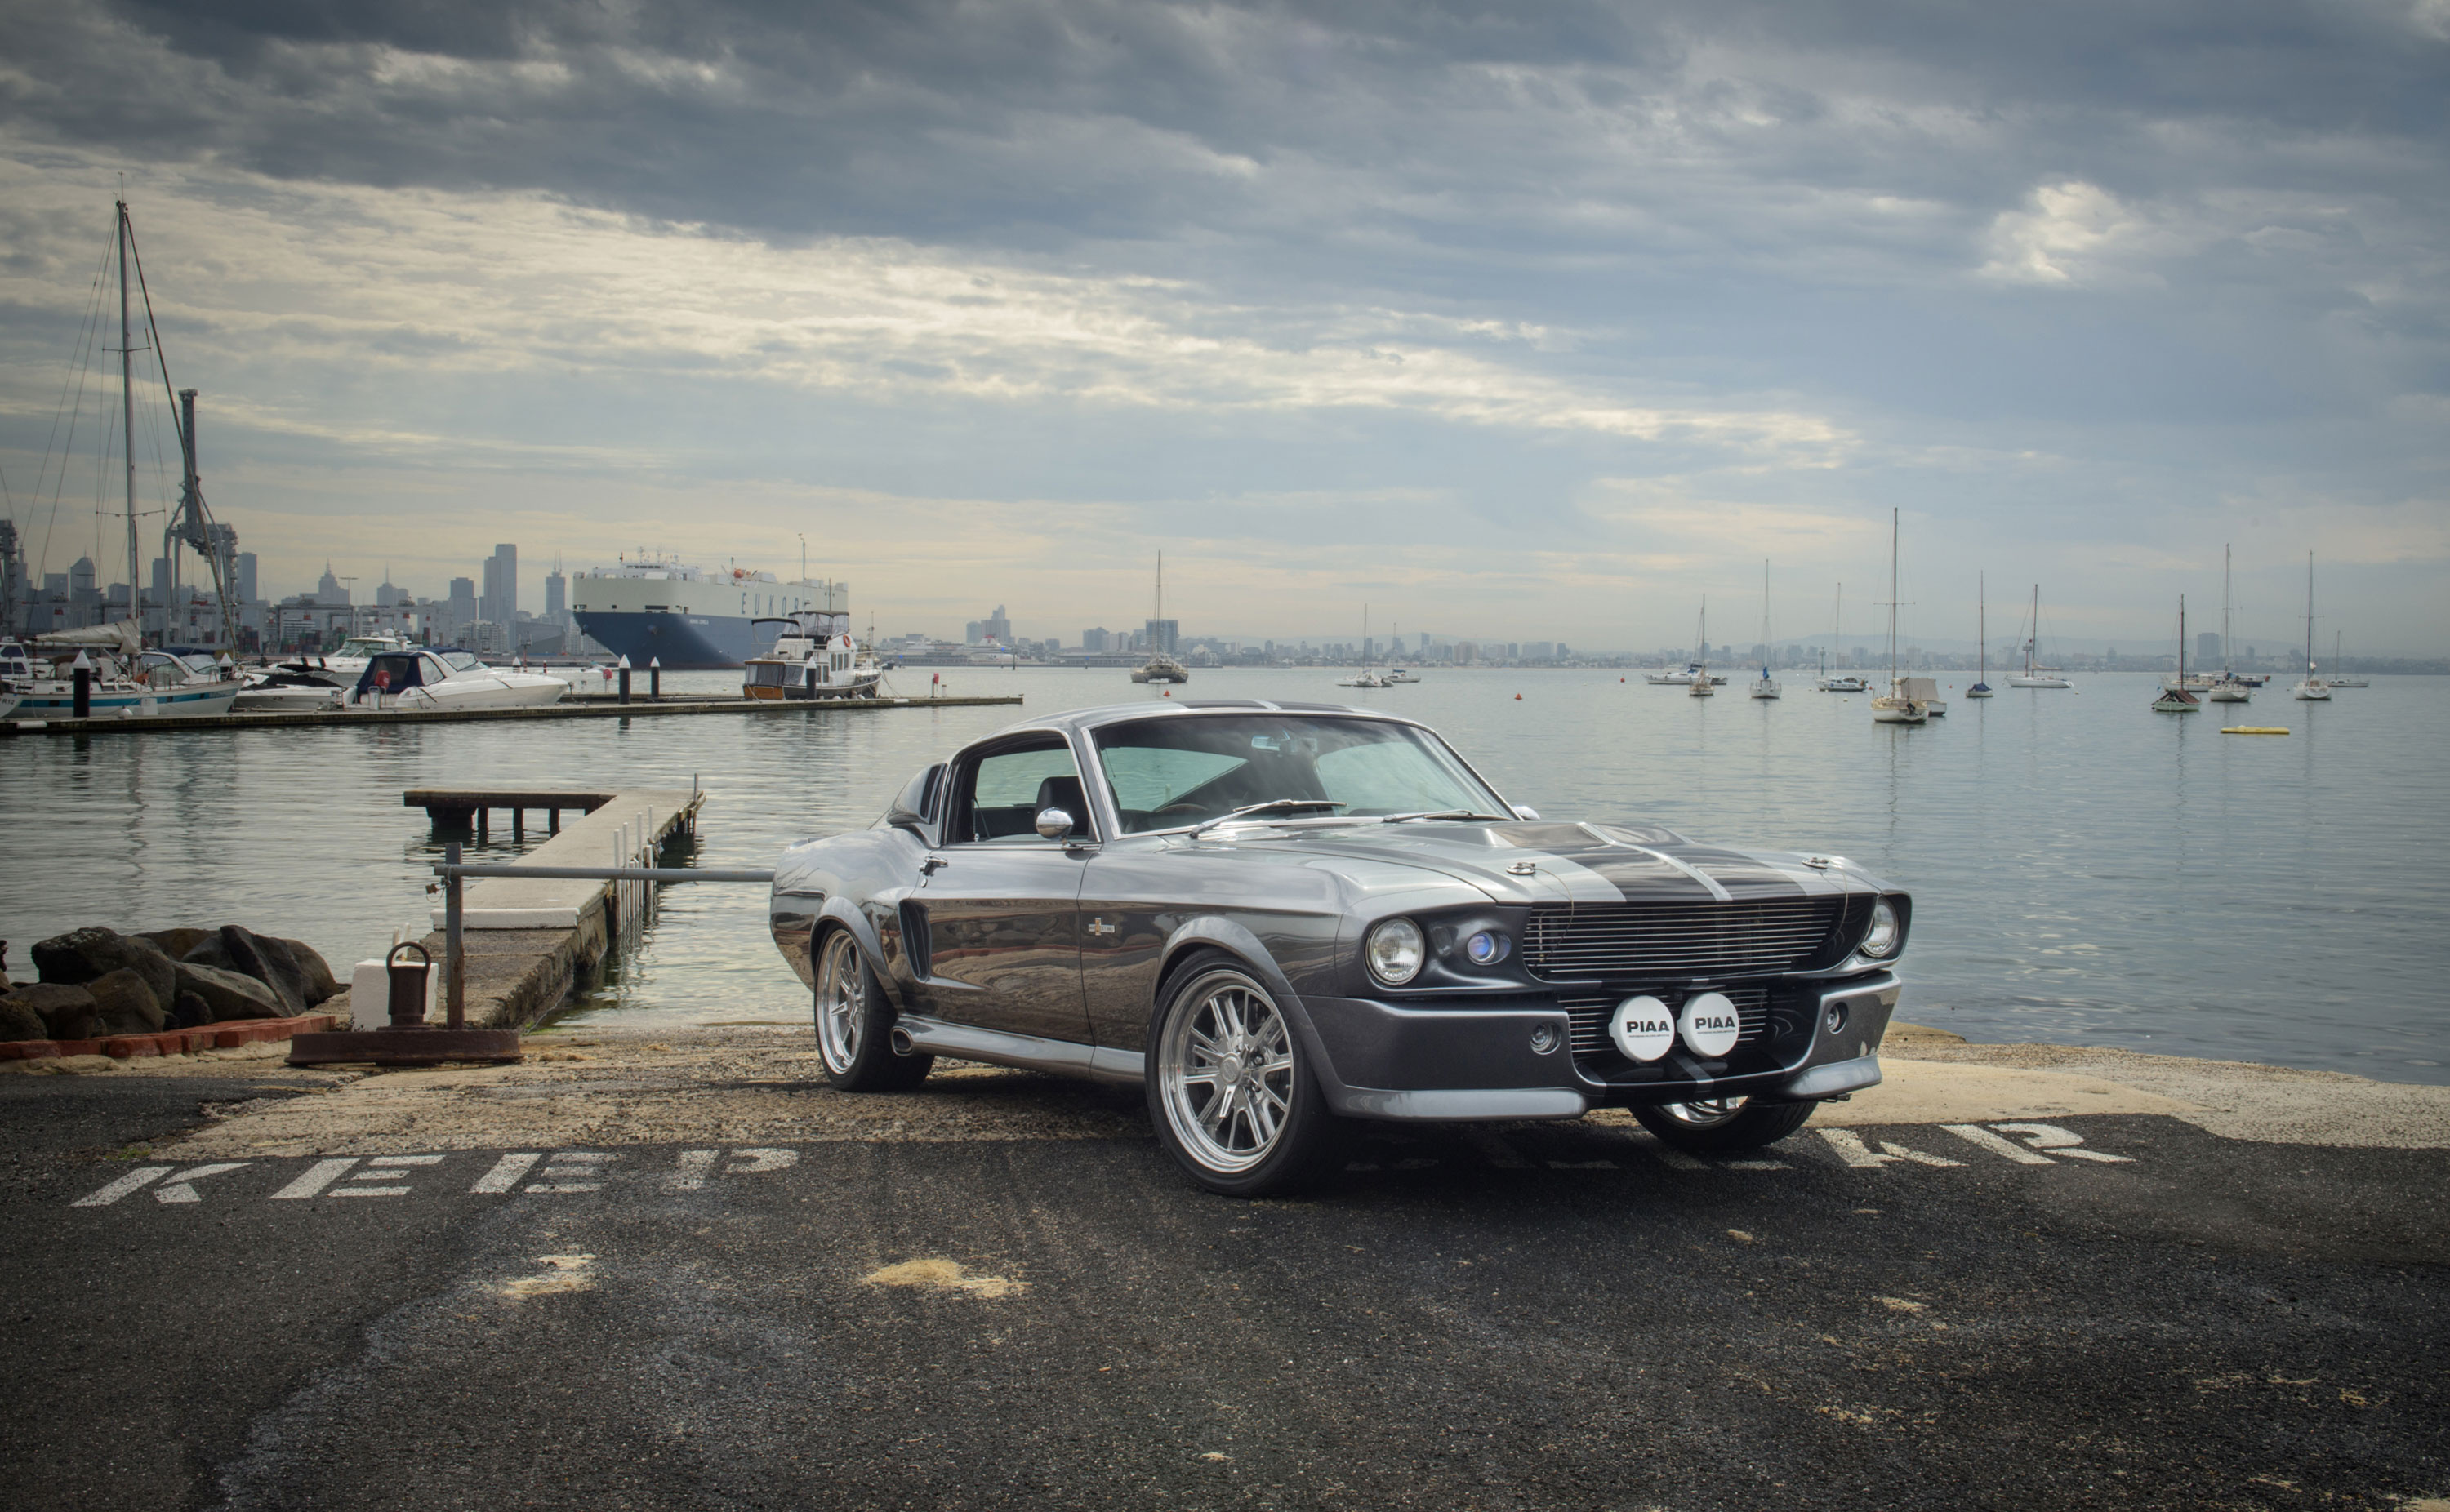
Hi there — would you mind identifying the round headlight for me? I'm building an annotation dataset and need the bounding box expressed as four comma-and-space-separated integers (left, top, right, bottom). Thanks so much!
1365, 918, 1425, 985
1860, 898, 1902, 958
1463, 930, 1511, 966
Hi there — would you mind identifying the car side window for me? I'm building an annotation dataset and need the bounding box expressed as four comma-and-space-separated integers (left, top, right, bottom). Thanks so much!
951, 740, 1088, 844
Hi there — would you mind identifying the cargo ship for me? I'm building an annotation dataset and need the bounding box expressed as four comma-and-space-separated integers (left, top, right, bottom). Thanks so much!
570, 560, 850, 669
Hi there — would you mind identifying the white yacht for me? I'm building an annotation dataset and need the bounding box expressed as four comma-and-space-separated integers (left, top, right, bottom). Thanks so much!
2, 628, 243, 719
1687, 600, 1714, 698
346, 647, 569, 711
743, 613, 884, 699
1386, 668, 1421, 683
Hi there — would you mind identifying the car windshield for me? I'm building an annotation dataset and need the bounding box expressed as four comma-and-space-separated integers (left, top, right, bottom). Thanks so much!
1092, 714, 1505, 834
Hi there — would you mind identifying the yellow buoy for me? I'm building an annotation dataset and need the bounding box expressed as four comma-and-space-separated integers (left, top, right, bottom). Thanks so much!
2221, 726, 2290, 735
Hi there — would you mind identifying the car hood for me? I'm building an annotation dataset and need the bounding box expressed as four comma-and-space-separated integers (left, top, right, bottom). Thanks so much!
1227, 820, 1885, 905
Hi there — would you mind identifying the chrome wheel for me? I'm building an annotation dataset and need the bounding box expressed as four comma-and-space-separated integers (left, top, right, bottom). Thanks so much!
1158, 969, 1296, 1175
1655, 1096, 1748, 1128
815, 931, 866, 1074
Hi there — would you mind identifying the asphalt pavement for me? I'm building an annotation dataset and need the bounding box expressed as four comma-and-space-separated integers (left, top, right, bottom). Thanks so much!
2, 1065, 2443, 1512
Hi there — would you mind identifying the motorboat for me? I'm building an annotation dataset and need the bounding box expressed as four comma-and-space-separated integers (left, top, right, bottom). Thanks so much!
1968, 574, 1993, 698
2292, 553, 2330, 701
743, 613, 884, 699
347, 647, 569, 710
1750, 562, 1780, 700
1336, 669, 1395, 689
1818, 674, 1869, 693
233, 668, 347, 714
1386, 668, 1421, 683
1869, 510, 1929, 726
2, 628, 243, 719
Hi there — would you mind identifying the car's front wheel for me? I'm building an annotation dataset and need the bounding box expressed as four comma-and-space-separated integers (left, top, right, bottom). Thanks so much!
1631, 1096, 1816, 1154
1147, 953, 1340, 1197
813, 927, 932, 1092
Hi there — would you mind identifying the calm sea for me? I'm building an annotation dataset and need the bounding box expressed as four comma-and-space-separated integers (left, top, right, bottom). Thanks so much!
3, 667, 2442, 1083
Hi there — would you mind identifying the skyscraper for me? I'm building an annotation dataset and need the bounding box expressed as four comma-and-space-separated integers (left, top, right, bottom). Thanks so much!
480, 543, 519, 625
545, 563, 567, 623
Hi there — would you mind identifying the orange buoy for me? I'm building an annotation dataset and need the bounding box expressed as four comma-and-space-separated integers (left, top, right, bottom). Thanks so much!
1514, 693, 1522, 700
1162, 689, 1171, 697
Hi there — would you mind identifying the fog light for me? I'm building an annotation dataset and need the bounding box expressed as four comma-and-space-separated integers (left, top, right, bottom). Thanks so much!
1464, 930, 1511, 965
1824, 1002, 1850, 1034
1365, 918, 1425, 985
1529, 1024, 1559, 1054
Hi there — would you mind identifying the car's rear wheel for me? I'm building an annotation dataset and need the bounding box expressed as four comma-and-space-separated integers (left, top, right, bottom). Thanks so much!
1148, 954, 1339, 1197
1631, 1096, 1817, 1154
813, 928, 932, 1092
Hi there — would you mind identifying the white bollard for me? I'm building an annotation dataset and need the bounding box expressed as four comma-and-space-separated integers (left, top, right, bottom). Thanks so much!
348, 957, 439, 1029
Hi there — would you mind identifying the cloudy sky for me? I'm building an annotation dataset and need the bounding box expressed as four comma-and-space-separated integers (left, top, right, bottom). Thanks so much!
1, 0, 2443, 654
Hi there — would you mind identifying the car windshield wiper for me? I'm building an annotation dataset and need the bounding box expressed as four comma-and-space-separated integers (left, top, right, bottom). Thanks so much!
1382, 810, 1511, 823
1189, 798, 1347, 835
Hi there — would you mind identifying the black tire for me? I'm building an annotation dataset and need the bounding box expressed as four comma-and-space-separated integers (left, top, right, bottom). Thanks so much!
1631, 1096, 1818, 1154
812, 927, 933, 1092
1146, 950, 1343, 1197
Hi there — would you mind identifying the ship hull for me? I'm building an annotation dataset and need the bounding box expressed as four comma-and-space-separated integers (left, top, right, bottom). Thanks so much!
573, 610, 770, 669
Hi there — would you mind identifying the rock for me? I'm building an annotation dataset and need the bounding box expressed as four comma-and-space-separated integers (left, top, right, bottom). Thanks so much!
7, 982, 103, 1041
29, 927, 174, 1012
140, 927, 215, 961
172, 962, 282, 1022
206, 926, 309, 1015
87, 969, 167, 1034
271, 936, 340, 1006
0, 996, 46, 1042
170, 991, 212, 1030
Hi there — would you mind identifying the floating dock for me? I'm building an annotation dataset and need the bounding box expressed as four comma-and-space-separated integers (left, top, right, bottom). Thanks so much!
0, 692, 1021, 737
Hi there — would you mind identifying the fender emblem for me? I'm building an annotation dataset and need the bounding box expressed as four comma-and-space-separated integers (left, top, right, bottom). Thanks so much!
1088, 918, 1119, 936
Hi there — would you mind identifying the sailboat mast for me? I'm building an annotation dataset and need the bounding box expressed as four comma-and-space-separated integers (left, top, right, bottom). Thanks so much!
1760, 559, 1771, 676
2305, 551, 2316, 676
2222, 545, 2234, 677
1886, 507, 1900, 681
1978, 572, 1985, 683
118, 198, 141, 640
2028, 585, 2039, 676
2179, 595, 2186, 683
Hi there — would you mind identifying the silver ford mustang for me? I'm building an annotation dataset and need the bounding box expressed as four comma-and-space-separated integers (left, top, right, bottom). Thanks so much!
770, 701, 1907, 1194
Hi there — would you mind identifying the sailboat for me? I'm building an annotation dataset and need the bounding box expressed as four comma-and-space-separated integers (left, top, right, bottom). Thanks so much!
1818, 582, 1866, 692
1967, 573, 1994, 698
1129, 551, 1190, 684
2009, 585, 2071, 687
1688, 599, 1715, 697
2208, 546, 2252, 702
2292, 553, 2329, 701
1751, 562, 1780, 699
1871, 510, 1929, 726
1335, 607, 1393, 688
2152, 597, 2203, 713
2328, 632, 2368, 687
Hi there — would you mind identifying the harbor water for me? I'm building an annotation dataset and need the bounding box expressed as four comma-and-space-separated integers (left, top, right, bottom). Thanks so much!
2, 668, 2443, 1083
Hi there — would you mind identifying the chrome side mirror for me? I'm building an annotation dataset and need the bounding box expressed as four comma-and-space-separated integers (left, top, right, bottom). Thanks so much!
1511, 804, 1540, 820
1034, 807, 1076, 841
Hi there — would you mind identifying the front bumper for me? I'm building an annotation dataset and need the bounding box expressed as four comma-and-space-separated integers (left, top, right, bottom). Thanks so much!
1299, 973, 1900, 1122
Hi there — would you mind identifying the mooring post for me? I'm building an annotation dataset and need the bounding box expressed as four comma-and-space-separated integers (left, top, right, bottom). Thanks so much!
513, 807, 524, 842
444, 840, 466, 1030
549, 807, 560, 835
72, 652, 92, 719
617, 654, 632, 705
477, 806, 489, 842
649, 656, 662, 699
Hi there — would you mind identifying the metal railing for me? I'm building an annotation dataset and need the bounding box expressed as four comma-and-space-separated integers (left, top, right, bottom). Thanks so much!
432, 841, 775, 1026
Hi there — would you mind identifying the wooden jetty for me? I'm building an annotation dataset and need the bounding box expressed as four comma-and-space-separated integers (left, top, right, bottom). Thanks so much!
0, 692, 1020, 738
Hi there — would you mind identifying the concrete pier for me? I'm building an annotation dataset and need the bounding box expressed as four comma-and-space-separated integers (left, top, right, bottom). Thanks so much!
327, 787, 709, 1032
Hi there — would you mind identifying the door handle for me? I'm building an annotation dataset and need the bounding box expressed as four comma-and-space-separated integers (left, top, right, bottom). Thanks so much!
921, 855, 949, 875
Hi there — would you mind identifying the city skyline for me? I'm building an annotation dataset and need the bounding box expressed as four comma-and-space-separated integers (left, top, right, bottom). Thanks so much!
0, 2, 2443, 654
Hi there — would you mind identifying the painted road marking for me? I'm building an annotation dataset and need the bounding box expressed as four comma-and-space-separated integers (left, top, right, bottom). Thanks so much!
1819, 1130, 1967, 1169
71, 1166, 173, 1207
472, 1153, 541, 1193
68, 1128, 2145, 1210
1943, 1124, 2056, 1164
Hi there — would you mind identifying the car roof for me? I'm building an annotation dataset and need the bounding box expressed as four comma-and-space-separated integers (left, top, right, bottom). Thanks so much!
982, 700, 1423, 744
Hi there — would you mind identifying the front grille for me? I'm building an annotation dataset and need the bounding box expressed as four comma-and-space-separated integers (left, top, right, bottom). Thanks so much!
1562, 988, 1771, 1059
1522, 899, 1842, 980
